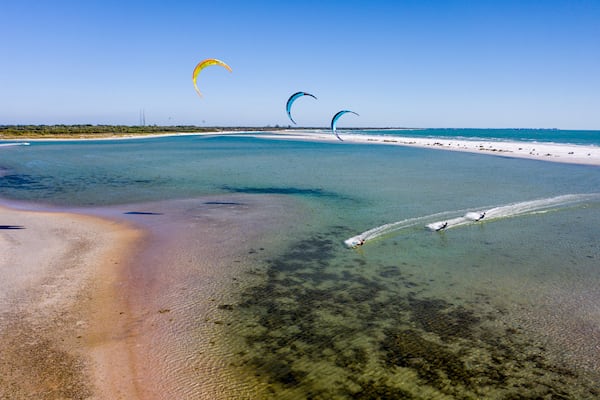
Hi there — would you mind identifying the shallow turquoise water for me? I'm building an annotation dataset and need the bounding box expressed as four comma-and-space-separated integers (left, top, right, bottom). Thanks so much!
2, 135, 600, 398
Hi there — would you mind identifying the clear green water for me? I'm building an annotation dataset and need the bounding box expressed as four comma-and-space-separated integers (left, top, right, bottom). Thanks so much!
2, 135, 600, 398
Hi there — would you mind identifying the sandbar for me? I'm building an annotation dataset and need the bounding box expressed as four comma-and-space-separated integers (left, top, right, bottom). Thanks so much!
5, 129, 599, 166
0, 194, 306, 399
251, 130, 600, 167
0, 203, 144, 399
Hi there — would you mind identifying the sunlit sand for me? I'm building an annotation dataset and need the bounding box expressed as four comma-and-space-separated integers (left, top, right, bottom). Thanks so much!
256, 130, 600, 166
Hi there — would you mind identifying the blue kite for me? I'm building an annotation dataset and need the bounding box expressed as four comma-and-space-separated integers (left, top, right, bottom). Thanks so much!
331, 110, 359, 141
286, 92, 317, 124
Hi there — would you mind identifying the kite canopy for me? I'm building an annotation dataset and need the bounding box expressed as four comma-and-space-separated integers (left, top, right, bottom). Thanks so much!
331, 110, 359, 141
192, 58, 232, 97
286, 92, 317, 124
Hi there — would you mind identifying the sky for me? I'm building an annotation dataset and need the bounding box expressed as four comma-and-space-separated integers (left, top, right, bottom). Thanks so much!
1, 0, 599, 129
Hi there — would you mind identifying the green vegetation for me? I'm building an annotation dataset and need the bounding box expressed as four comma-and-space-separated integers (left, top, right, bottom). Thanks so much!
0, 125, 288, 139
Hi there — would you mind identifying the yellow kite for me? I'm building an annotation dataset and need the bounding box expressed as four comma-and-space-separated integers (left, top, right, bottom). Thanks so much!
192, 58, 232, 97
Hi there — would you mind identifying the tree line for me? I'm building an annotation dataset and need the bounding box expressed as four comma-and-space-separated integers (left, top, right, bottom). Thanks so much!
0, 125, 288, 138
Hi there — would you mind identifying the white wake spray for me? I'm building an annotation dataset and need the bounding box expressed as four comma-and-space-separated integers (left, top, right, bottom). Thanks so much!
344, 209, 469, 248
345, 193, 600, 248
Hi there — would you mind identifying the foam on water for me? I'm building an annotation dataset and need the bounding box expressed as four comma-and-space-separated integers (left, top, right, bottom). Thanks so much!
347, 193, 600, 247
344, 209, 468, 247
358, 128, 600, 146
0, 142, 30, 147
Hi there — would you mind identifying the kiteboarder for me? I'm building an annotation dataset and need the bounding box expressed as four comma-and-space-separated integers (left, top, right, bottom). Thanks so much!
436, 222, 448, 231
476, 212, 486, 221
350, 238, 365, 248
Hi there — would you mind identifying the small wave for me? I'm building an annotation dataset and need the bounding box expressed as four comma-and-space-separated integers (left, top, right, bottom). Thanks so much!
0, 142, 30, 147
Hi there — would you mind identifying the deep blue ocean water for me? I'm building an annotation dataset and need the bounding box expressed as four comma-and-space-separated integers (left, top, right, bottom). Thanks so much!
2, 133, 600, 398
357, 128, 600, 146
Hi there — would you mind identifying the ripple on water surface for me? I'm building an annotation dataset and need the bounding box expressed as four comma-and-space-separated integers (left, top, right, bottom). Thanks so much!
218, 226, 600, 399
105, 195, 312, 399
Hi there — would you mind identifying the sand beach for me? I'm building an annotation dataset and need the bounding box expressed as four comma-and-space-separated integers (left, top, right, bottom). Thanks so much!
6, 128, 600, 167
0, 204, 143, 399
255, 130, 600, 166
0, 194, 304, 399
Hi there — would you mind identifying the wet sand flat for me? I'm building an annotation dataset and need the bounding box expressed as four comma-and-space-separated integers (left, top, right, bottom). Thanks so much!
94, 195, 306, 399
0, 204, 143, 399
0, 194, 305, 399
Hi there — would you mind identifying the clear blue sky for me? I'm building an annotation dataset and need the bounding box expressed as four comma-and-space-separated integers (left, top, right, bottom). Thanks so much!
1, 0, 599, 129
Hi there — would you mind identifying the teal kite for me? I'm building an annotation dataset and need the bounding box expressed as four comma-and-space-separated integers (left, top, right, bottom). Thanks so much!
331, 110, 359, 141
286, 92, 317, 124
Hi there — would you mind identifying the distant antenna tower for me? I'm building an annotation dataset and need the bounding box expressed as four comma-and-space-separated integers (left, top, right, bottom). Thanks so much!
139, 108, 146, 126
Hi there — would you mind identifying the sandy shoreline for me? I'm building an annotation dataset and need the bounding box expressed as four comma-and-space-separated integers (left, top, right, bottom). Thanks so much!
3, 129, 599, 166
0, 195, 306, 399
92, 196, 307, 399
253, 130, 600, 166
0, 203, 144, 399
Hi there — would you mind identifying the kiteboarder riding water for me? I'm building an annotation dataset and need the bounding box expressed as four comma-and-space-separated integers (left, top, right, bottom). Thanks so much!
436, 222, 448, 231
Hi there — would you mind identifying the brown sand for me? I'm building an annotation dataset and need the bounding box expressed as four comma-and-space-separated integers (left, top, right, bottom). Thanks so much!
1, 195, 305, 399
97, 195, 307, 399
0, 204, 144, 399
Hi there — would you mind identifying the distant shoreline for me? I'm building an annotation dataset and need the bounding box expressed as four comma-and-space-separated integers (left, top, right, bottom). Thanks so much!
4, 125, 600, 140
252, 130, 600, 167
0, 125, 277, 139
2, 126, 599, 167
